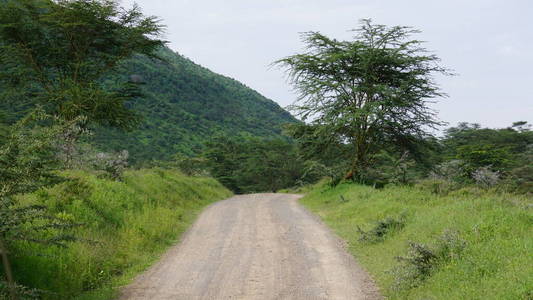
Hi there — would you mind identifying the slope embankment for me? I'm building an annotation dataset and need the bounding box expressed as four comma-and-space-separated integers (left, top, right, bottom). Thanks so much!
10, 169, 232, 300
299, 182, 532, 299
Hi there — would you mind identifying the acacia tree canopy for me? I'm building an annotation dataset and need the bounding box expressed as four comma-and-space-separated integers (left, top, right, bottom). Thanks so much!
276, 19, 451, 180
0, 0, 166, 129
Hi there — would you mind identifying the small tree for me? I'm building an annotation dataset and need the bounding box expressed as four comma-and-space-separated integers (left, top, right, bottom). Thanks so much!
276, 19, 450, 181
0, 110, 80, 298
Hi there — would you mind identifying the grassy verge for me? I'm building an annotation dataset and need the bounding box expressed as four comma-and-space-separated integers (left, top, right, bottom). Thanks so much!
300, 182, 532, 299
10, 169, 232, 300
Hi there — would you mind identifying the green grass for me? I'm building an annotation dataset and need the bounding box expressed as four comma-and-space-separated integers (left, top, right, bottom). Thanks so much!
300, 182, 532, 299
10, 169, 232, 299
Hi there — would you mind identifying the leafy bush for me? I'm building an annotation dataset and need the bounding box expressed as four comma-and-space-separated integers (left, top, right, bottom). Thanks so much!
357, 214, 406, 243
430, 160, 468, 182
507, 165, 533, 194
472, 166, 500, 188
391, 230, 466, 290
300, 160, 339, 186
0, 110, 84, 298
456, 144, 512, 173
171, 154, 209, 176
92, 150, 129, 181
203, 136, 307, 193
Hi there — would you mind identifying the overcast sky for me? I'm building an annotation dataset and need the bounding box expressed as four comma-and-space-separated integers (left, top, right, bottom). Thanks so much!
123, 0, 532, 129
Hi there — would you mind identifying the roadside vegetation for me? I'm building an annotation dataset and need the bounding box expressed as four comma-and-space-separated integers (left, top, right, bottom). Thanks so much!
9, 169, 231, 300
0, 1, 231, 299
1, 0, 531, 299
300, 182, 532, 299
272, 19, 532, 299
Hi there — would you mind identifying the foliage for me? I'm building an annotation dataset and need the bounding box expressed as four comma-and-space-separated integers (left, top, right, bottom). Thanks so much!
203, 136, 308, 193
360, 151, 418, 187
471, 166, 500, 188
90, 48, 298, 164
276, 19, 450, 181
0, 281, 42, 300
300, 182, 532, 299
392, 230, 466, 290
0, 110, 83, 245
91, 150, 129, 181
357, 214, 406, 243
439, 122, 533, 192
2, 46, 299, 165
0, 0, 165, 129
430, 159, 467, 182
455, 144, 512, 173
0, 109, 85, 299
8, 169, 231, 299
416, 178, 459, 196
168, 154, 209, 177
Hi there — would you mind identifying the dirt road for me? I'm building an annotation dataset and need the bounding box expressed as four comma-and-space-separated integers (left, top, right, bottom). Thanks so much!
119, 194, 380, 300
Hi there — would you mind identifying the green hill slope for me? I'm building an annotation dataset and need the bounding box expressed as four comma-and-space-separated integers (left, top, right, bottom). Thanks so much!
93, 47, 296, 163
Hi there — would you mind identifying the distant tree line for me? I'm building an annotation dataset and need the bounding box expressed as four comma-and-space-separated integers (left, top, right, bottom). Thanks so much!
164, 121, 531, 194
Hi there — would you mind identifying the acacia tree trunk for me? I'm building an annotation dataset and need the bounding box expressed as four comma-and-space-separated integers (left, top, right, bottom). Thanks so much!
350, 128, 369, 182
0, 238, 17, 300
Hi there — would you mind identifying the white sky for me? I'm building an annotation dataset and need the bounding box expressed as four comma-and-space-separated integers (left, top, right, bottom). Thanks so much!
123, 0, 532, 129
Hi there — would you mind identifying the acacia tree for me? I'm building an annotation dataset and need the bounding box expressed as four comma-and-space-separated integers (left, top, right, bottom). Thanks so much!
276, 20, 450, 181
0, 0, 165, 129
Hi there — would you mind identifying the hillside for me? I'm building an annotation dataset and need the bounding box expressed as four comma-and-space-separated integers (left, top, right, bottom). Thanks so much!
93, 47, 297, 163
0, 47, 296, 164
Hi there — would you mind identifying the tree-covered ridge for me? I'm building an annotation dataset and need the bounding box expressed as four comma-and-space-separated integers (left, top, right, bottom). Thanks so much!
93, 47, 297, 163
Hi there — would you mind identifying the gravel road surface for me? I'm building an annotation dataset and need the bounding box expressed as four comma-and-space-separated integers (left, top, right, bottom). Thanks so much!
119, 193, 380, 300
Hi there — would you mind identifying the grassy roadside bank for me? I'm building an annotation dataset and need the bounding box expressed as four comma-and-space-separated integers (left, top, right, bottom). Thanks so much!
9, 169, 232, 300
299, 182, 532, 299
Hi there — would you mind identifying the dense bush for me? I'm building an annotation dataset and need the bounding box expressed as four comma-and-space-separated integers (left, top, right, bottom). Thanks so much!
391, 230, 466, 290
202, 136, 311, 193
357, 214, 406, 243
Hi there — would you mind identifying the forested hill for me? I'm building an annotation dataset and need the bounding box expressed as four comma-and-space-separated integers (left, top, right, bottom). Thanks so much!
92, 47, 297, 163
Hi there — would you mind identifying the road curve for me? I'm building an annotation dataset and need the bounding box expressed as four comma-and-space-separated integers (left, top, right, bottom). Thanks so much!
119, 193, 381, 300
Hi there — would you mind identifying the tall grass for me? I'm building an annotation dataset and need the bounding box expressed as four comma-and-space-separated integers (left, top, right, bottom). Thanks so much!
300, 182, 532, 299
9, 169, 232, 299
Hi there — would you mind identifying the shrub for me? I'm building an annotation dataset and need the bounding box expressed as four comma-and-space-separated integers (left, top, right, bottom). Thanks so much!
416, 178, 458, 195
456, 144, 512, 173
430, 159, 468, 182
172, 154, 209, 176
507, 165, 533, 194
92, 150, 129, 180
391, 230, 466, 290
472, 166, 500, 188
357, 214, 406, 243
0, 110, 84, 298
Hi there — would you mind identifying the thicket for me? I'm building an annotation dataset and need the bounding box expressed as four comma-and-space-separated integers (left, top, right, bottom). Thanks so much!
173, 120, 532, 195
152, 136, 314, 194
